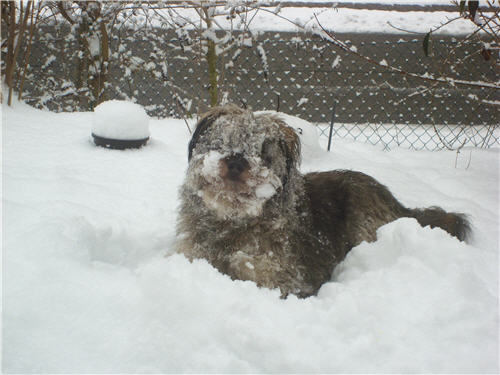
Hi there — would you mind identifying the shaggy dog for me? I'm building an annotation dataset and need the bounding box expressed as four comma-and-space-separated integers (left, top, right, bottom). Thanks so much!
176, 104, 470, 298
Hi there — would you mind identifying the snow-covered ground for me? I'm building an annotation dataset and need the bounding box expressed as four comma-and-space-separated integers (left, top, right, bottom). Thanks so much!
2, 101, 499, 373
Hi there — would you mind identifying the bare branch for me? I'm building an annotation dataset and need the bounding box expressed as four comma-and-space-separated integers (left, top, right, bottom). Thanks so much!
313, 14, 499, 92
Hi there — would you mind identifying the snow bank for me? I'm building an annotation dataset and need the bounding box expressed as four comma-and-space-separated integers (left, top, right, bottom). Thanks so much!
92, 100, 150, 140
3, 102, 499, 373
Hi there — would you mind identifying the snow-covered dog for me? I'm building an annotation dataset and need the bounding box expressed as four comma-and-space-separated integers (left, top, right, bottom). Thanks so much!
176, 104, 470, 297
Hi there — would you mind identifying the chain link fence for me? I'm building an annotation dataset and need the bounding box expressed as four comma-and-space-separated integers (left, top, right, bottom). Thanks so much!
217, 32, 499, 151
18, 24, 500, 151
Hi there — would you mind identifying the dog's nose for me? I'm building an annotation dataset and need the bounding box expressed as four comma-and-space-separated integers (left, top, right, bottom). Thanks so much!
224, 154, 249, 181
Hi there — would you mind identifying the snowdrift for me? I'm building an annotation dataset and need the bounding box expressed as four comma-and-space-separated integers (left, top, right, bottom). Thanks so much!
2, 102, 498, 373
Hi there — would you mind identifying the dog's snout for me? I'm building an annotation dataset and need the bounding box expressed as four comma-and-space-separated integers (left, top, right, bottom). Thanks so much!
224, 154, 249, 181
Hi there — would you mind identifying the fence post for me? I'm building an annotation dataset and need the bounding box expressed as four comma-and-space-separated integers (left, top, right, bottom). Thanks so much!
327, 100, 335, 151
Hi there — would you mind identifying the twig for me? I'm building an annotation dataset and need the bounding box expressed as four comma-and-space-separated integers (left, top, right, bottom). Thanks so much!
313, 14, 499, 92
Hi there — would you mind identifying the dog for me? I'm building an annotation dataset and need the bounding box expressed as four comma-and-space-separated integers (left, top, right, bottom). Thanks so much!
176, 104, 470, 298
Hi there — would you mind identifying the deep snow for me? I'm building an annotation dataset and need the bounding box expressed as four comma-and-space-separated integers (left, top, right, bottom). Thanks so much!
2, 101, 499, 373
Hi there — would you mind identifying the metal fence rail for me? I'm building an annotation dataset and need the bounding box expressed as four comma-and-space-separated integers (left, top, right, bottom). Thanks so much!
317, 122, 499, 151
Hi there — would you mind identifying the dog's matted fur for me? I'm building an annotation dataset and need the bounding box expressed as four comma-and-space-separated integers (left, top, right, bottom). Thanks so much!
176, 104, 470, 297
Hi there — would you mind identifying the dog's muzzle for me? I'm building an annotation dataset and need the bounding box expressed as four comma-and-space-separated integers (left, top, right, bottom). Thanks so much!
222, 153, 250, 182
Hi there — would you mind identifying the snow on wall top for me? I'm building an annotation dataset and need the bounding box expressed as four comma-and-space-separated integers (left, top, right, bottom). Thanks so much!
149, 3, 486, 35
283, 0, 490, 4
249, 8, 476, 34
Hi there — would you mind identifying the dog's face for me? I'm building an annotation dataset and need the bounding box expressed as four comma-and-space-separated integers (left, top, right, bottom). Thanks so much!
184, 105, 301, 220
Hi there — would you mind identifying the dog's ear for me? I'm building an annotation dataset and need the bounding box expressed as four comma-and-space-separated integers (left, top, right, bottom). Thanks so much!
281, 124, 301, 168
272, 117, 301, 170
188, 104, 245, 161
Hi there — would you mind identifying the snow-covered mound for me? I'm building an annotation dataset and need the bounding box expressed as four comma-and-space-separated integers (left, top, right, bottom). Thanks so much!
3, 102, 499, 373
92, 100, 150, 140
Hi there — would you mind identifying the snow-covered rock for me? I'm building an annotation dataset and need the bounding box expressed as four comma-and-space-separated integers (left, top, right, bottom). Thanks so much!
92, 100, 150, 140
